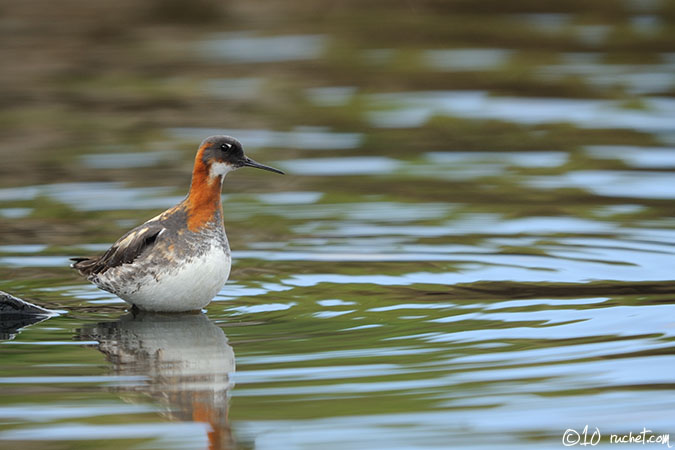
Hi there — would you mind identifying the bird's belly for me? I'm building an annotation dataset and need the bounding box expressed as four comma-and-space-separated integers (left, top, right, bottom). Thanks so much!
103, 245, 231, 312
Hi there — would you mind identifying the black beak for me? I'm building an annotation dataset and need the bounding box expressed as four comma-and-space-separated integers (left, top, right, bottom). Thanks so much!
242, 156, 285, 175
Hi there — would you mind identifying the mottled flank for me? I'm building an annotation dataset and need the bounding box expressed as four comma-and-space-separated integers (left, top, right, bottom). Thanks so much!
72, 200, 229, 310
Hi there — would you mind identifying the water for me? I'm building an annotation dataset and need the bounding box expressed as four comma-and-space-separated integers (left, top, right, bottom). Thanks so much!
1, 1, 675, 449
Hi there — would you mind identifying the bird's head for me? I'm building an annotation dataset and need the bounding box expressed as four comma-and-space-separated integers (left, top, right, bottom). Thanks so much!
197, 135, 285, 178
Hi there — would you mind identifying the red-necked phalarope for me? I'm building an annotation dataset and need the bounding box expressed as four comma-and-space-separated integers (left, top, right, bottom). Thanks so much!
71, 135, 284, 312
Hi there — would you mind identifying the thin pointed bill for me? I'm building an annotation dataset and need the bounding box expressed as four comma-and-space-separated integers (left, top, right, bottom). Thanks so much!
242, 157, 285, 174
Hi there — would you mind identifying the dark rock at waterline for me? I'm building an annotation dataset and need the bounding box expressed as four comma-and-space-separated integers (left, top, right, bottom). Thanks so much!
1, 290, 58, 340
0, 291, 55, 316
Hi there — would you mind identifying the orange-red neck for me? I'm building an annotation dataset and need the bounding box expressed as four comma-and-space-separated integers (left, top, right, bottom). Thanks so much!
186, 149, 223, 232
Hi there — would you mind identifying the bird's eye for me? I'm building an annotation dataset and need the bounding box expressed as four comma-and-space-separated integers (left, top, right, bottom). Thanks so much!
221, 143, 232, 151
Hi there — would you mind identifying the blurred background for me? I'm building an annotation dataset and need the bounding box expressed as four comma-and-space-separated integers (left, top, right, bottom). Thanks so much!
1, 0, 675, 449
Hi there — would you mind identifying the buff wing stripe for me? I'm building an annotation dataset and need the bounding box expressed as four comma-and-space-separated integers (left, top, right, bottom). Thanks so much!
71, 224, 165, 276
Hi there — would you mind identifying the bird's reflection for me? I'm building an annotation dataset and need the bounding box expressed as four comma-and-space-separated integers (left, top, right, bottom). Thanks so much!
79, 310, 235, 450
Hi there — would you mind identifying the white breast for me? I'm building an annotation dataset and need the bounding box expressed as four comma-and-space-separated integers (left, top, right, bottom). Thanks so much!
115, 245, 231, 312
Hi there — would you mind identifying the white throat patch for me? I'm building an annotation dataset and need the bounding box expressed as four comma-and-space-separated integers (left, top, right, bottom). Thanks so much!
209, 162, 236, 178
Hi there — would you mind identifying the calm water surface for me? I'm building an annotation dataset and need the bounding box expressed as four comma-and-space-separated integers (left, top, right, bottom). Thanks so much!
1, 2, 675, 449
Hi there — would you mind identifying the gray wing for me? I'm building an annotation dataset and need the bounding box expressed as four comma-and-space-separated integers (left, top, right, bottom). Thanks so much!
71, 222, 165, 276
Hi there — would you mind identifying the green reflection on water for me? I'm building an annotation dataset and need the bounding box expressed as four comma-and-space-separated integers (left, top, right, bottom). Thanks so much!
2, 0, 675, 448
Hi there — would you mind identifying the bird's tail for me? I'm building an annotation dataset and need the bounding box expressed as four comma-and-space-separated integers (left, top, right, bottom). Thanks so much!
70, 257, 99, 275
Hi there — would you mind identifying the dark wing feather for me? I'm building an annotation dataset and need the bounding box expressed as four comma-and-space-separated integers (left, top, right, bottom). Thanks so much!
71, 223, 164, 276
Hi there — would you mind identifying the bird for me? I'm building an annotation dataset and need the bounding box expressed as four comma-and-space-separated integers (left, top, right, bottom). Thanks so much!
71, 135, 284, 312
